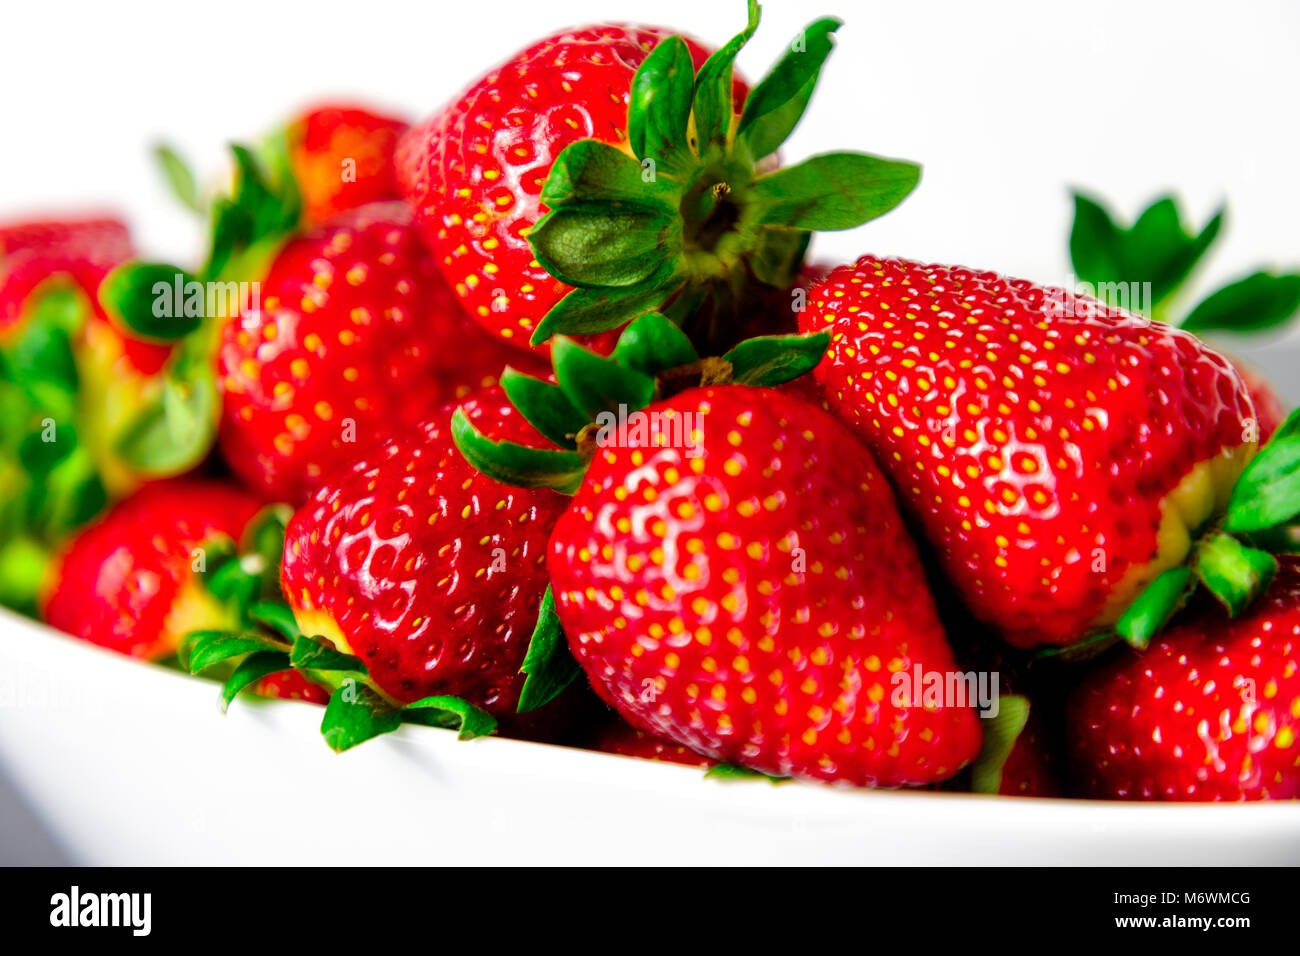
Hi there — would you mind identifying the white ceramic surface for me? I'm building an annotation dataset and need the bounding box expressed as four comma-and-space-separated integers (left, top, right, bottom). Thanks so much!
2, 609, 1298, 865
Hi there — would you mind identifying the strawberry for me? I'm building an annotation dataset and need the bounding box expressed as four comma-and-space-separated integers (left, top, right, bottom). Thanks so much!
454, 318, 982, 786
283, 104, 409, 225
0, 216, 132, 261
281, 384, 569, 721
553, 384, 981, 785
798, 255, 1260, 649
42, 479, 263, 660
396, 4, 919, 357
591, 719, 714, 769
217, 200, 516, 503
1067, 555, 1300, 801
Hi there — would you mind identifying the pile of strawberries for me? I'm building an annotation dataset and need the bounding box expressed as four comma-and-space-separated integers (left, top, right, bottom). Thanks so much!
5, 4, 1300, 802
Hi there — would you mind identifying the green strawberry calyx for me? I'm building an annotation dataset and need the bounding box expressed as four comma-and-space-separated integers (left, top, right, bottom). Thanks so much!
94, 143, 305, 478
525, 0, 921, 350
1109, 406, 1300, 651
182, 504, 498, 751
1069, 190, 1300, 335
451, 312, 829, 493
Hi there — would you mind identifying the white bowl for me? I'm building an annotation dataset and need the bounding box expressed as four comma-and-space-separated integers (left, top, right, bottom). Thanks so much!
2, 609, 1298, 865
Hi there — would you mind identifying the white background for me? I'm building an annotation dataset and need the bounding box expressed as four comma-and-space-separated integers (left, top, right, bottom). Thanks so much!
1, 0, 1296, 307
1, 0, 1298, 864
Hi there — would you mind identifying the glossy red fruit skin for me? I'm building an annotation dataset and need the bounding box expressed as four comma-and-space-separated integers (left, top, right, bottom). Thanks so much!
282, 386, 568, 717
286, 104, 409, 225
218, 201, 516, 504
255, 669, 330, 705
43, 480, 263, 659
1068, 557, 1300, 801
395, 24, 720, 354
799, 255, 1256, 648
548, 385, 982, 787
591, 720, 714, 769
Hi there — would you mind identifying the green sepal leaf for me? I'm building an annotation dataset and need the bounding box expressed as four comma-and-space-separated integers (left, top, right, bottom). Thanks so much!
1116, 565, 1195, 650
517, 586, 581, 713
748, 227, 811, 289
542, 139, 679, 209
552, 335, 656, 420
238, 503, 293, 602
220, 650, 292, 711
153, 143, 202, 214
1223, 408, 1300, 533
500, 367, 588, 450
1068, 192, 1224, 311
528, 201, 681, 289
612, 311, 699, 377
530, 261, 685, 344
691, 0, 761, 150
7, 285, 83, 393
751, 152, 921, 231
99, 262, 204, 341
737, 17, 842, 161
203, 554, 259, 612
248, 600, 302, 642
320, 680, 402, 752
1194, 532, 1278, 617
114, 370, 217, 474
18, 421, 77, 475
1182, 271, 1300, 334
450, 407, 587, 493
1245, 523, 1300, 555
627, 35, 696, 173
969, 694, 1030, 794
704, 763, 786, 782
402, 695, 498, 740
187, 630, 287, 675
723, 332, 829, 387
204, 142, 302, 279
1030, 630, 1120, 663
289, 633, 367, 674
1068, 192, 1123, 288
1129, 198, 1223, 307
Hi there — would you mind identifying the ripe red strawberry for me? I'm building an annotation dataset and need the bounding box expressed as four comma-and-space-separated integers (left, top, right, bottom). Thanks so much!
281, 384, 569, 719
42, 479, 263, 660
398, 7, 918, 359
284, 104, 409, 225
395, 24, 719, 352
545, 384, 981, 786
591, 719, 714, 769
1067, 555, 1300, 800
799, 255, 1257, 648
218, 200, 517, 503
